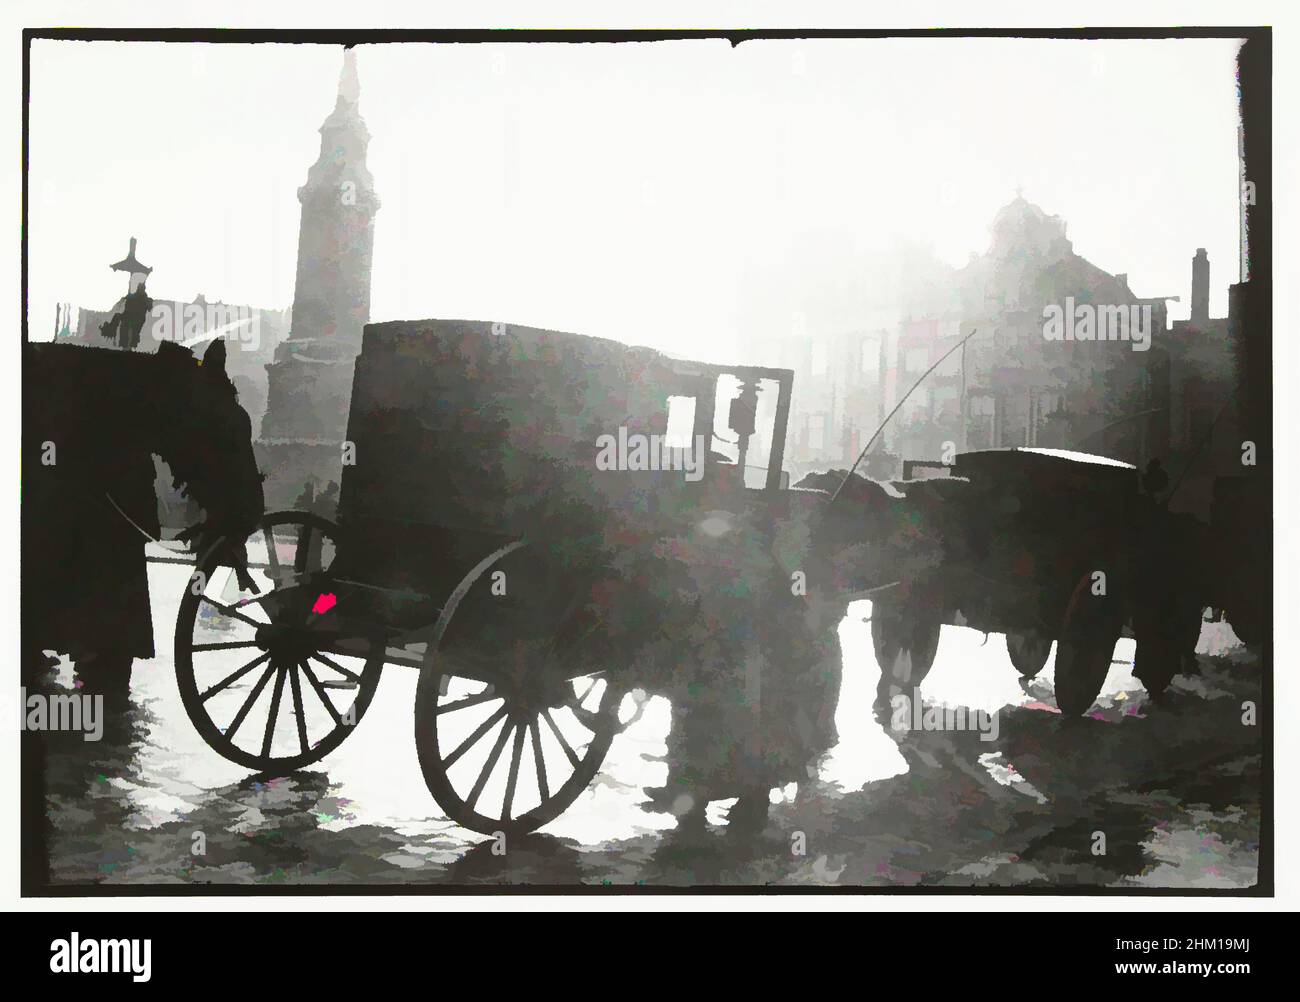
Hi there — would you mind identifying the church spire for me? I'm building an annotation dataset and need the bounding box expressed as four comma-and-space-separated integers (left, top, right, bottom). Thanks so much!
286, 44, 379, 347
258, 45, 381, 507
337, 48, 360, 108
320, 47, 367, 139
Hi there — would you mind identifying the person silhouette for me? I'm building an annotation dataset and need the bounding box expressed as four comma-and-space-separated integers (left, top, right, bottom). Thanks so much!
99, 281, 154, 351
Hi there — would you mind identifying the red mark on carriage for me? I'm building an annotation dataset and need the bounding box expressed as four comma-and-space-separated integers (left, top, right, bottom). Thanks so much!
312, 593, 338, 615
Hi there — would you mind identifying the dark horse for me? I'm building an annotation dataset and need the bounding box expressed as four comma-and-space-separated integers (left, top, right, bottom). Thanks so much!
23, 338, 265, 698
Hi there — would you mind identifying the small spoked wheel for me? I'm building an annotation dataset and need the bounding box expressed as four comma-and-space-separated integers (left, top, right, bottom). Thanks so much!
414, 542, 629, 837
175, 511, 384, 773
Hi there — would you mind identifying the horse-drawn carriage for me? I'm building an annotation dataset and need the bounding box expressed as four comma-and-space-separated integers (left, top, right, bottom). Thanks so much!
818, 446, 1209, 717
174, 319, 847, 835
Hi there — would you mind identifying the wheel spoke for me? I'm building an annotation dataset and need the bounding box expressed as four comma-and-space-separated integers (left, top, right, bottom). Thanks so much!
502, 725, 526, 821
200, 595, 265, 630
294, 523, 312, 574
231, 588, 278, 608
465, 719, 513, 812
225, 663, 278, 741
299, 659, 343, 727
566, 677, 604, 721
436, 689, 501, 716
541, 709, 580, 768
443, 705, 508, 768
529, 720, 549, 802
262, 664, 288, 758
289, 662, 309, 754
200, 651, 271, 702
311, 652, 362, 684
263, 525, 283, 585
192, 639, 262, 653
294, 522, 328, 576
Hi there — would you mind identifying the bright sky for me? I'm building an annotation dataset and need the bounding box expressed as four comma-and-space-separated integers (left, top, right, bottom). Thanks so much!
28, 36, 1243, 362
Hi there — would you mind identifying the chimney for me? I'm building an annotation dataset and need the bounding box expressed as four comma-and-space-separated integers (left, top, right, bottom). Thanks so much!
1191, 247, 1210, 326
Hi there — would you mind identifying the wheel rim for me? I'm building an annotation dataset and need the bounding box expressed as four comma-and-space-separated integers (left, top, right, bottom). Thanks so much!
416, 650, 624, 837
175, 511, 384, 773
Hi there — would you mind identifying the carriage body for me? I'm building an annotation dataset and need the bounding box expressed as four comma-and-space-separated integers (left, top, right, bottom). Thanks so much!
942, 447, 1144, 636
329, 319, 801, 659
867, 446, 1208, 714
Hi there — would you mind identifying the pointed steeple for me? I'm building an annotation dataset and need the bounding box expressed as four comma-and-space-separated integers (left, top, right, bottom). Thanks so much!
299, 47, 377, 215
285, 45, 379, 351
337, 48, 360, 108
258, 44, 380, 506
320, 47, 368, 139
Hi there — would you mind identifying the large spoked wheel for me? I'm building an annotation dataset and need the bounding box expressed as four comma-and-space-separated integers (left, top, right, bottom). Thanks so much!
415, 542, 628, 837
175, 511, 385, 773
1053, 570, 1125, 717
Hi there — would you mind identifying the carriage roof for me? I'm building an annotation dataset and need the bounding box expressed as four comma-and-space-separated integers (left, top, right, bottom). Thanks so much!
953, 446, 1139, 496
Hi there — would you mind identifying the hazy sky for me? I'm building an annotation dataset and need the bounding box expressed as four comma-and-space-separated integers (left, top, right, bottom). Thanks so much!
28, 36, 1242, 361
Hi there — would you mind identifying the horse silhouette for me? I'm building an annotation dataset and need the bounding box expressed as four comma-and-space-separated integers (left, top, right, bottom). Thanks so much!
23, 338, 264, 698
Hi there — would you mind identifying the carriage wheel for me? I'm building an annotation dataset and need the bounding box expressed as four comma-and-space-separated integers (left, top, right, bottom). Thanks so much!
1053, 570, 1125, 717
1005, 630, 1053, 678
175, 511, 384, 773
414, 542, 626, 837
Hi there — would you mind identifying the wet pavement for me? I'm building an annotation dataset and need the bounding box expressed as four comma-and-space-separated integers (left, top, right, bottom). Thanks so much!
36, 559, 1263, 889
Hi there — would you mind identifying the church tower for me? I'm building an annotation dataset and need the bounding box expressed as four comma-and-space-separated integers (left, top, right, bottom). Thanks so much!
258, 49, 380, 509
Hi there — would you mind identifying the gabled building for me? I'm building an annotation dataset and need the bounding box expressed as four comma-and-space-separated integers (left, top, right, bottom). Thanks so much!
888, 196, 1169, 471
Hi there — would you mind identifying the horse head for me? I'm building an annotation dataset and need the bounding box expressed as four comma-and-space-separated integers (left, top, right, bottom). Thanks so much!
794, 470, 913, 593
153, 339, 264, 562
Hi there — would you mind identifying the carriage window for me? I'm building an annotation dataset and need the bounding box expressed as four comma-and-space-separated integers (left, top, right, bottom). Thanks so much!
664, 394, 696, 449
710, 375, 782, 488
743, 378, 781, 489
